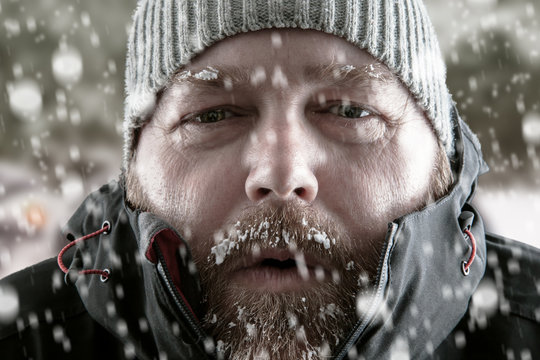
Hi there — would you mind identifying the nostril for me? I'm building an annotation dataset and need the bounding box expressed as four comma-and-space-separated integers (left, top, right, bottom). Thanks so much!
255, 187, 308, 199
258, 188, 271, 197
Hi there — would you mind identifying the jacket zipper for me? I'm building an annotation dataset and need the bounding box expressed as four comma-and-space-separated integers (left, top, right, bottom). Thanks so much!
334, 223, 398, 359
154, 245, 212, 355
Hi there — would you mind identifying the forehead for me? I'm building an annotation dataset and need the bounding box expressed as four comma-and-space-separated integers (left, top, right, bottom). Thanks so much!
171, 29, 396, 88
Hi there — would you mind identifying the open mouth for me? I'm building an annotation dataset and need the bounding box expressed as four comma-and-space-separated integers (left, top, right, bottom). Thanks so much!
260, 258, 297, 269
230, 250, 326, 292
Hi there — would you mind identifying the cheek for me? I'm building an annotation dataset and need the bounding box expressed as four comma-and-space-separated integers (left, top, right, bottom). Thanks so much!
320, 127, 436, 240
135, 125, 248, 238
317, 146, 399, 242
396, 123, 438, 197
134, 127, 195, 215
175, 155, 249, 243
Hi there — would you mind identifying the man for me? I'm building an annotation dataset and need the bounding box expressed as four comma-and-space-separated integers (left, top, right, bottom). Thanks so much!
1, 0, 539, 359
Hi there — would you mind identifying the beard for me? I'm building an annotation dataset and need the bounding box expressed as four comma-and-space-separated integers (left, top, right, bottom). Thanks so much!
190, 203, 380, 360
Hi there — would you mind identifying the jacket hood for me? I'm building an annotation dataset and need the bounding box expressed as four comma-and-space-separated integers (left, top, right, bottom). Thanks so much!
62, 109, 488, 359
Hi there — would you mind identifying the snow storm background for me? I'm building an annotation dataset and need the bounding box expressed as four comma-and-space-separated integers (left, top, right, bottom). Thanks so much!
0, 0, 539, 278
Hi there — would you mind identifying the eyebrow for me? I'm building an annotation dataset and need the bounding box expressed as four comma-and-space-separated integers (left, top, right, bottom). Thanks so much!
305, 63, 393, 87
167, 66, 249, 91
166, 62, 394, 92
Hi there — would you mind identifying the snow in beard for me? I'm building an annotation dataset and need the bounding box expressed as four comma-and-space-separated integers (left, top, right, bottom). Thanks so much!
209, 216, 336, 266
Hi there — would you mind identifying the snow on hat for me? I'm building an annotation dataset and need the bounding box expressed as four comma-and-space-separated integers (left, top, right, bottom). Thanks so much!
123, 0, 454, 170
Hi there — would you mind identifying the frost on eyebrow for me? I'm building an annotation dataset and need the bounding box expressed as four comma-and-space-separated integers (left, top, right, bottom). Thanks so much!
167, 65, 249, 92
328, 63, 391, 83
177, 66, 219, 81
166, 62, 391, 97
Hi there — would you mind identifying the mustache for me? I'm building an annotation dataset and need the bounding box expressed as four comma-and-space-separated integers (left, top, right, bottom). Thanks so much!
196, 202, 360, 275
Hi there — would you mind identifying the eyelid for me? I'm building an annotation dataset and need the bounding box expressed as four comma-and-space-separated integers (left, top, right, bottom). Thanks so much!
180, 106, 238, 124
316, 101, 379, 117
328, 104, 371, 117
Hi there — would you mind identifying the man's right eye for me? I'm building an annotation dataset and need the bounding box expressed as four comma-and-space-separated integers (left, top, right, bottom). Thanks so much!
328, 104, 372, 119
192, 109, 233, 123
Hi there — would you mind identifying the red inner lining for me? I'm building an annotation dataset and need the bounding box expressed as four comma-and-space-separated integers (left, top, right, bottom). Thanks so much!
145, 228, 199, 322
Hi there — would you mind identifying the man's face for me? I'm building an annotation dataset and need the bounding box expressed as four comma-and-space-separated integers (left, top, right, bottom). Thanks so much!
128, 29, 444, 358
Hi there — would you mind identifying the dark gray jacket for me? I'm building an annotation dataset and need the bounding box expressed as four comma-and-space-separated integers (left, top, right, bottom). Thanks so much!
1, 118, 539, 359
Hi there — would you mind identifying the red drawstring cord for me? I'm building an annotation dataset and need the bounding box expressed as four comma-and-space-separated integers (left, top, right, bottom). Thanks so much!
461, 229, 476, 275
57, 222, 111, 282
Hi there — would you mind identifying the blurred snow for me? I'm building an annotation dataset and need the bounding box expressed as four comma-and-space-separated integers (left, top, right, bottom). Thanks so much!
7, 79, 42, 122
471, 278, 498, 316
52, 44, 83, 87
3, 18, 21, 37
390, 337, 411, 360
0, 283, 19, 324
522, 112, 540, 145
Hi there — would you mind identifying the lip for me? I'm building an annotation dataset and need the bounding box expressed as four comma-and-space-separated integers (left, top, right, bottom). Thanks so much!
230, 249, 331, 292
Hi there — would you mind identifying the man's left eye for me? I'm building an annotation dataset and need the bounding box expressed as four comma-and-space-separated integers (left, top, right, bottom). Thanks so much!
328, 104, 371, 119
193, 109, 233, 123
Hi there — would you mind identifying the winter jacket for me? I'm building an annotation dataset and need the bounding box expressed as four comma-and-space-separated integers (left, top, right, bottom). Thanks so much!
1, 117, 539, 360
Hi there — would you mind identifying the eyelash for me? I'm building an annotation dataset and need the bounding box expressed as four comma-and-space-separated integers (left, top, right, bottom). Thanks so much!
326, 103, 372, 119
181, 107, 238, 125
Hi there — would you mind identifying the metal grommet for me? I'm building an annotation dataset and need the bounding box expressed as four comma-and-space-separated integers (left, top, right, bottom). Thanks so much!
100, 269, 111, 283
102, 221, 111, 234
64, 271, 72, 285
64, 270, 79, 285
461, 261, 470, 276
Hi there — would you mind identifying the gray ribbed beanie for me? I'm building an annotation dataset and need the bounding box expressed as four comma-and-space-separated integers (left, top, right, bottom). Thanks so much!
123, 0, 454, 170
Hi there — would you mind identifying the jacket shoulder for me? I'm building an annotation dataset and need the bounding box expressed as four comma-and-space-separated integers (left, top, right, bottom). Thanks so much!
484, 232, 540, 321
434, 233, 540, 359
0, 258, 127, 359
0, 257, 86, 336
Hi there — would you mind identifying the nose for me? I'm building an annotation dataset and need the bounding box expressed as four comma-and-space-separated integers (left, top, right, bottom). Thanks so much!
244, 119, 319, 203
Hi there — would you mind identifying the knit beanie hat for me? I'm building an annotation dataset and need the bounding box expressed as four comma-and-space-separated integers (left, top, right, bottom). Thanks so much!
123, 0, 454, 170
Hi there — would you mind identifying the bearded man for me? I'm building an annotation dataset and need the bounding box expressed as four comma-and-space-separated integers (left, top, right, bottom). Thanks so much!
1, 0, 539, 359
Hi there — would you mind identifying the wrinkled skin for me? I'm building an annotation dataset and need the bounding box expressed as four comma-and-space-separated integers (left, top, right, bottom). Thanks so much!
128, 29, 443, 359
